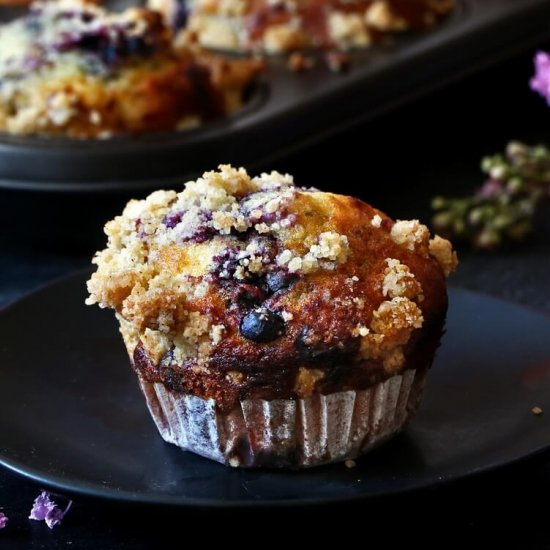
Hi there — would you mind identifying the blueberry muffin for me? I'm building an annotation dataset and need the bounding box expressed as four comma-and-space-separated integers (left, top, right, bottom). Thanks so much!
150, 0, 454, 53
0, 0, 262, 137
86, 165, 457, 468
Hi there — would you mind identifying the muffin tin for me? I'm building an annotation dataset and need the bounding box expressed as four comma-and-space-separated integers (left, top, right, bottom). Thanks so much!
1, 0, 550, 192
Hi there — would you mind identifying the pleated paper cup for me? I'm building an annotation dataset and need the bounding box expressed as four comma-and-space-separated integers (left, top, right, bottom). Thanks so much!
138, 368, 427, 468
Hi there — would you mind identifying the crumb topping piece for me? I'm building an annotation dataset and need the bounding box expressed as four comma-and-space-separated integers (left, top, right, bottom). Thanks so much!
366, 1, 407, 31
294, 367, 325, 397
429, 235, 459, 277
382, 258, 422, 300
390, 219, 430, 255
371, 214, 382, 228
360, 297, 424, 373
277, 231, 349, 274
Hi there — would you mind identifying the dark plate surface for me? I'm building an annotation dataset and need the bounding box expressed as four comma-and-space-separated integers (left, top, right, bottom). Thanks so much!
1, 0, 550, 191
1, 270, 550, 506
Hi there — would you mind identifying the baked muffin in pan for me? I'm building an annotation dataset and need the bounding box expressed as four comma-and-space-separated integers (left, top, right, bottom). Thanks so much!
0, 0, 263, 137
150, 0, 455, 53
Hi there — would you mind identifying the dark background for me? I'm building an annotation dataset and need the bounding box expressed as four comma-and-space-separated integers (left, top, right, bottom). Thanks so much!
2, 47, 550, 547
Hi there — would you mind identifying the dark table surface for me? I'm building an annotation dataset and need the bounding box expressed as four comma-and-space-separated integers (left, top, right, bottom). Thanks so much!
2, 47, 550, 548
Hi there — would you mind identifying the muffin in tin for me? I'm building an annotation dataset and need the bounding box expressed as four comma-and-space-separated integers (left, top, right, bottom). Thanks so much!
0, 0, 262, 137
150, 0, 455, 53
86, 165, 457, 468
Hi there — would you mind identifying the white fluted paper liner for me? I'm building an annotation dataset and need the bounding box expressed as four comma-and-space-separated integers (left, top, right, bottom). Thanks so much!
138, 368, 427, 468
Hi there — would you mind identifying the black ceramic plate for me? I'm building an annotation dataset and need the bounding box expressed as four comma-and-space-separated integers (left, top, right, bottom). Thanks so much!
1, 0, 550, 191
1, 271, 550, 506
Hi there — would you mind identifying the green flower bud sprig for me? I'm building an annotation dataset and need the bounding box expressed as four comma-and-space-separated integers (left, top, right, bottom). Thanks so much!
431, 142, 550, 249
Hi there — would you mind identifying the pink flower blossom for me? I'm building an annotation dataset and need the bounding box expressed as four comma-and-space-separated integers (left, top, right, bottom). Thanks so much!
530, 51, 550, 104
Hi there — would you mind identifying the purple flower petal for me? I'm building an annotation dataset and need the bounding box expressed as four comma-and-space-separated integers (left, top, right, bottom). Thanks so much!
29, 491, 72, 529
530, 51, 550, 104
45, 502, 72, 529
0, 512, 8, 529
29, 491, 56, 521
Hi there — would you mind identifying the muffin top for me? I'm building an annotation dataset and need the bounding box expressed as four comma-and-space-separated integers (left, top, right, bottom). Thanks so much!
157, 0, 455, 53
0, 0, 262, 136
87, 165, 457, 410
